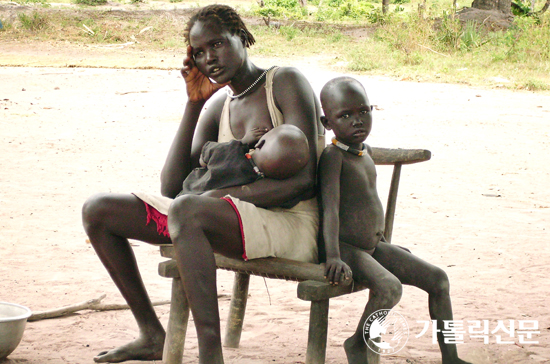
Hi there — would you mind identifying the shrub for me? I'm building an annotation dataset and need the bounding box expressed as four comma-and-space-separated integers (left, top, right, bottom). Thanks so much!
18, 11, 48, 31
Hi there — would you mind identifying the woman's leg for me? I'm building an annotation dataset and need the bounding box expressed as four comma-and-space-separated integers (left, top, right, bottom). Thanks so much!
82, 193, 172, 363
373, 241, 471, 364
168, 194, 244, 364
339, 244, 403, 364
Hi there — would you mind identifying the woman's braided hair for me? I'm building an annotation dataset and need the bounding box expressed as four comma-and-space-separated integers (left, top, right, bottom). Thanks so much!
183, 4, 255, 48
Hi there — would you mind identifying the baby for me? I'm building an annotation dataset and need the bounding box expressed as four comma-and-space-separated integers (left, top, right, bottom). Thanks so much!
318, 76, 472, 364
177, 124, 309, 197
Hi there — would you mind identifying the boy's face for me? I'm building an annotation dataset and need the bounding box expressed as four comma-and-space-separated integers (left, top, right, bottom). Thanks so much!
322, 82, 373, 147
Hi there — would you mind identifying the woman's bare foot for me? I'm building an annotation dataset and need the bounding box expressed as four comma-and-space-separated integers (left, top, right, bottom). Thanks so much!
344, 336, 370, 364
94, 332, 165, 363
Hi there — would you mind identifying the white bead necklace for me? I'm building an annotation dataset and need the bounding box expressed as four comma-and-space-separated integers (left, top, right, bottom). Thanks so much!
227, 66, 276, 99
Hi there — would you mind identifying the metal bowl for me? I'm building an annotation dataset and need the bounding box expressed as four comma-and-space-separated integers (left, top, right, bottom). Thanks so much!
0, 302, 32, 359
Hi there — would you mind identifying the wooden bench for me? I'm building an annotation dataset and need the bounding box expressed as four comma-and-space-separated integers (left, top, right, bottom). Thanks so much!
158, 147, 431, 364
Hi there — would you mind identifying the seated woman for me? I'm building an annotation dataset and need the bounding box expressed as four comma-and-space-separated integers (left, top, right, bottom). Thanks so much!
82, 4, 323, 364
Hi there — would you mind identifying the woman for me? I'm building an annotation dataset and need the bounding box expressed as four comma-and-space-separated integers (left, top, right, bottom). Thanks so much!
82, 5, 323, 363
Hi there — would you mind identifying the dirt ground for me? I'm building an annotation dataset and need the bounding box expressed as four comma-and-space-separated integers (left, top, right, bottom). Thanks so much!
1, 25, 550, 364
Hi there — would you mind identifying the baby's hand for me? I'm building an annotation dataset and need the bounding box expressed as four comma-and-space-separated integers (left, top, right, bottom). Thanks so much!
241, 127, 269, 147
324, 258, 352, 286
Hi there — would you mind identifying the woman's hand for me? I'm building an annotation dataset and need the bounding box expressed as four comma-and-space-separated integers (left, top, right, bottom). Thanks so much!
181, 45, 229, 103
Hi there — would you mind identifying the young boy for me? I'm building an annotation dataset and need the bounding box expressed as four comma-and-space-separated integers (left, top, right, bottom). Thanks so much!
177, 124, 309, 199
318, 76, 472, 364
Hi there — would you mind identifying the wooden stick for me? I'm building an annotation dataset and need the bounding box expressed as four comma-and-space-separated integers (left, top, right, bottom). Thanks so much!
28, 294, 170, 321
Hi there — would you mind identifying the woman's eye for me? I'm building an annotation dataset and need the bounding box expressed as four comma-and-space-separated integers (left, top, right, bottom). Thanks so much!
341, 114, 349, 119
194, 51, 204, 58
213, 41, 223, 48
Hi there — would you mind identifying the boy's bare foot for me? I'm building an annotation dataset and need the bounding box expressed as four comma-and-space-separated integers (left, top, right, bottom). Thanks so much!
93, 333, 164, 363
344, 336, 370, 364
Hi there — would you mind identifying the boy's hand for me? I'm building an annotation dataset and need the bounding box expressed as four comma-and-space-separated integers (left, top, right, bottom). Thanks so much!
241, 127, 269, 147
181, 45, 230, 103
324, 258, 353, 286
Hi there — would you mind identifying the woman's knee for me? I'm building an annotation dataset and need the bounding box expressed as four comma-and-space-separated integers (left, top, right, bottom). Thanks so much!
168, 194, 208, 235
82, 193, 113, 232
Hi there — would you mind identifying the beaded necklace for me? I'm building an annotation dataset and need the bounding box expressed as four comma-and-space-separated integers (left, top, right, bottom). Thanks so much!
227, 66, 277, 99
245, 153, 265, 179
331, 138, 367, 156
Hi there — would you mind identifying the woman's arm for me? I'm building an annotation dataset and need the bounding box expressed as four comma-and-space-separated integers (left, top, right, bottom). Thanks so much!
201, 67, 319, 207
160, 46, 228, 198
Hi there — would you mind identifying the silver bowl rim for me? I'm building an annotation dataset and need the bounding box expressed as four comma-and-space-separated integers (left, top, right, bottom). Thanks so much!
0, 302, 32, 323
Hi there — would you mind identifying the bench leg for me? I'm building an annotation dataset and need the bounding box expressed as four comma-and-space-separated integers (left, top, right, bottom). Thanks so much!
224, 272, 250, 348
163, 277, 189, 364
305, 299, 329, 364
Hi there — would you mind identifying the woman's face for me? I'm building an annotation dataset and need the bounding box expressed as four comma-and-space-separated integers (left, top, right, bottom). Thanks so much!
189, 20, 246, 84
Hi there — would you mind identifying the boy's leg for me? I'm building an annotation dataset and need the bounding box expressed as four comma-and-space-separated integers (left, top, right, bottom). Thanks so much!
168, 194, 244, 364
339, 243, 403, 364
372, 241, 471, 364
82, 193, 172, 363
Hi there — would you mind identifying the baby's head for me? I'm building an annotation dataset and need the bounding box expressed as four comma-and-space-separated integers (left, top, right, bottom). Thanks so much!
320, 77, 373, 145
252, 124, 309, 180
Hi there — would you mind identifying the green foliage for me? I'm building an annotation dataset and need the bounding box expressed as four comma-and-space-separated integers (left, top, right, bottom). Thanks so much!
13, 0, 51, 6
315, 0, 378, 22
279, 25, 300, 40
511, 0, 531, 16
73, 0, 107, 6
18, 11, 48, 31
459, 21, 485, 51
169, 0, 183, 3
434, 12, 462, 51
393, 0, 410, 4
256, 0, 306, 18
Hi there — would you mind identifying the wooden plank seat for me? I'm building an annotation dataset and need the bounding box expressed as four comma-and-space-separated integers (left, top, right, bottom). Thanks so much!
158, 147, 431, 364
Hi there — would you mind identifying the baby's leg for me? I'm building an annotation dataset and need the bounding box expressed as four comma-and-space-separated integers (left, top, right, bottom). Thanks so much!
339, 243, 403, 364
373, 241, 472, 364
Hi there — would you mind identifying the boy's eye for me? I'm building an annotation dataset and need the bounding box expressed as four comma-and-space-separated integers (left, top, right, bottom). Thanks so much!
340, 114, 349, 119
213, 41, 223, 48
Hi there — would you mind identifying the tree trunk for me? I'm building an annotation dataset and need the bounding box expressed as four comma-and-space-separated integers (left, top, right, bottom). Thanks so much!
471, 0, 512, 13
382, 0, 389, 14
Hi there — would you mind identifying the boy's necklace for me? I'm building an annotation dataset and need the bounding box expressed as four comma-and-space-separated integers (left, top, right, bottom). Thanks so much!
331, 138, 366, 156
245, 153, 265, 179
227, 66, 277, 99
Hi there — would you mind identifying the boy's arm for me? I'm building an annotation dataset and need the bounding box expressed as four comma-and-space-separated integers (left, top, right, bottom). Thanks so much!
318, 147, 352, 285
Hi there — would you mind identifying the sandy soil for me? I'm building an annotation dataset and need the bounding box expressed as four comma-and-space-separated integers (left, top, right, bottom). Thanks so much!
1, 40, 549, 364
